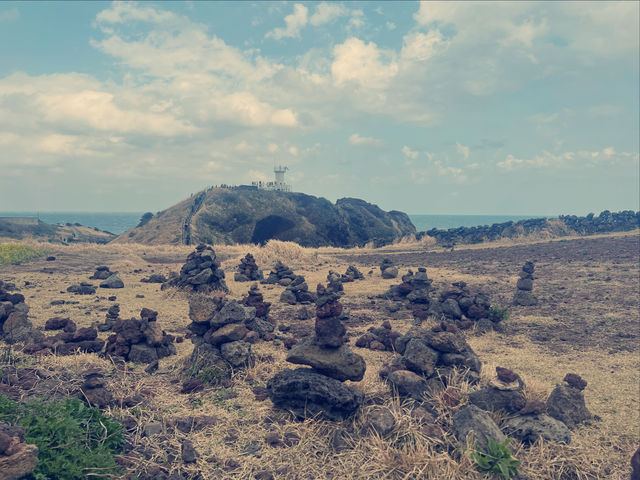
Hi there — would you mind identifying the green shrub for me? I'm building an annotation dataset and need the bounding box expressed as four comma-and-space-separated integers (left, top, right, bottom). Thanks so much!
487, 305, 509, 323
0, 243, 44, 265
470, 437, 520, 479
0, 395, 124, 480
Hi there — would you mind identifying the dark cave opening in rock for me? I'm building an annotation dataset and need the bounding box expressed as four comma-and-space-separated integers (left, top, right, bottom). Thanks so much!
251, 215, 296, 245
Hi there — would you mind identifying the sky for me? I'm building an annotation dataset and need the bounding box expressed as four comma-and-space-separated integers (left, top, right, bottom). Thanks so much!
0, 1, 638, 216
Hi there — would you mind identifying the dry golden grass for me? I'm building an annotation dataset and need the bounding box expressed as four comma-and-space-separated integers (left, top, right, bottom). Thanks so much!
1, 232, 638, 479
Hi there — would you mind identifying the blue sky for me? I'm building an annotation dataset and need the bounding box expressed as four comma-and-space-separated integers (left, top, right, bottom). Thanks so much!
0, 1, 638, 215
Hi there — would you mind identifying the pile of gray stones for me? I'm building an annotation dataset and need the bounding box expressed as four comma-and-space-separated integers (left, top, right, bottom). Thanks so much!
163, 244, 228, 294
513, 261, 538, 306
381, 321, 592, 447
261, 260, 297, 286
234, 253, 263, 282
380, 258, 398, 279
267, 283, 366, 421
103, 308, 176, 364
0, 282, 32, 344
382, 268, 506, 333
24, 317, 103, 356
279, 276, 316, 305
91, 266, 124, 289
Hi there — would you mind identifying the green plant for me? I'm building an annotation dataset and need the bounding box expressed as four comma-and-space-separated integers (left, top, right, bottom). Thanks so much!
470, 437, 520, 479
0, 395, 124, 480
488, 305, 509, 323
0, 243, 44, 265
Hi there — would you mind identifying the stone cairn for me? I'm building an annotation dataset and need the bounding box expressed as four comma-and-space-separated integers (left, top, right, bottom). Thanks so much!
234, 253, 263, 282
382, 268, 433, 321
163, 244, 228, 294
97, 304, 120, 332
66, 282, 96, 295
384, 272, 506, 333
355, 320, 401, 352
341, 265, 364, 282
0, 283, 32, 344
184, 296, 257, 385
24, 318, 103, 356
383, 323, 482, 399
279, 276, 316, 305
104, 308, 176, 364
241, 284, 271, 320
90, 266, 112, 280
261, 261, 297, 286
326, 271, 344, 295
513, 261, 538, 306
91, 266, 124, 289
380, 258, 398, 279
267, 284, 366, 421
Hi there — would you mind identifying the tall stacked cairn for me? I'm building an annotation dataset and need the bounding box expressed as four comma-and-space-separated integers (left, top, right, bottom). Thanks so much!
267, 284, 366, 420
513, 261, 538, 306
163, 244, 228, 294
234, 253, 263, 282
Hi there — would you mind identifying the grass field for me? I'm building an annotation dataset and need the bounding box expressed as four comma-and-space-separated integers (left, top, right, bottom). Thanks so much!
0, 242, 44, 266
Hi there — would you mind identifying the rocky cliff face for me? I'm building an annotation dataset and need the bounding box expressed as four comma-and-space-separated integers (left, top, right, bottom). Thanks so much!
116, 188, 416, 247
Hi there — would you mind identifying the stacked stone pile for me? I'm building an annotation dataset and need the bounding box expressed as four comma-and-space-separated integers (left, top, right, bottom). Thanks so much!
383, 273, 506, 332
80, 369, 114, 408
267, 284, 366, 421
341, 265, 364, 282
380, 258, 398, 279
355, 321, 401, 352
90, 266, 123, 289
234, 253, 263, 282
0, 284, 32, 344
184, 296, 257, 383
279, 276, 316, 305
24, 317, 103, 355
383, 323, 482, 399
383, 268, 433, 321
163, 244, 228, 293
104, 308, 176, 363
97, 304, 120, 332
261, 261, 297, 286
241, 284, 271, 319
66, 282, 96, 295
326, 270, 344, 295
513, 261, 538, 306
90, 266, 112, 280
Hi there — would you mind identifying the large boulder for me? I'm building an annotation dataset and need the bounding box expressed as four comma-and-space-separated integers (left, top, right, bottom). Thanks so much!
546, 383, 592, 429
503, 414, 571, 445
99, 274, 124, 289
286, 340, 366, 382
267, 368, 364, 421
386, 370, 429, 401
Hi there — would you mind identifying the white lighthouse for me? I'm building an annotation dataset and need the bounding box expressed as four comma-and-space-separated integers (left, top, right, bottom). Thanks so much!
251, 165, 292, 192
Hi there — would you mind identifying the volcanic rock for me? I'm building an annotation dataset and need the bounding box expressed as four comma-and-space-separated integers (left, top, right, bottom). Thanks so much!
163, 244, 228, 293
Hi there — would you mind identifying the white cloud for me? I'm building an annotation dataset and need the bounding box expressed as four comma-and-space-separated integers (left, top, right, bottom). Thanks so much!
401, 30, 445, 62
386, 21, 396, 31
456, 142, 470, 160
309, 3, 348, 26
401, 146, 419, 159
288, 146, 299, 156
349, 9, 365, 28
497, 147, 638, 171
332, 38, 398, 89
265, 4, 308, 40
349, 133, 383, 147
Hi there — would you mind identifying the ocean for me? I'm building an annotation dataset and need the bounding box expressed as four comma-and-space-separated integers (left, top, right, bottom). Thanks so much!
0, 212, 543, 236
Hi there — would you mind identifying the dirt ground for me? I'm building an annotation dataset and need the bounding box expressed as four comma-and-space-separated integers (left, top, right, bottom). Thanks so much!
1, 232, 638, 479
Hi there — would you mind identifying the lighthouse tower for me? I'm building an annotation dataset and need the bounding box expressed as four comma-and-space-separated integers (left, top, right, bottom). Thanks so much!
251, 165, 292, 192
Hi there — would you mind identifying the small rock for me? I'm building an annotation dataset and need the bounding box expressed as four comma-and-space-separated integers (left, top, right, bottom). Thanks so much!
143, 423, 162, 437
181, 439, 198, 463
563, 373, 587, 391
496, 366, 519, 383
